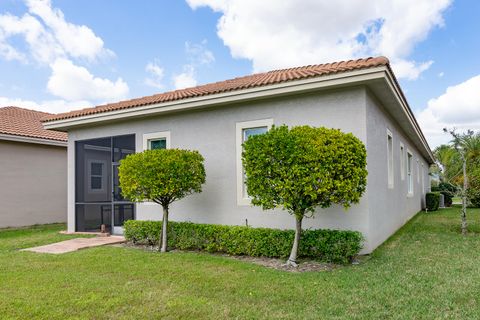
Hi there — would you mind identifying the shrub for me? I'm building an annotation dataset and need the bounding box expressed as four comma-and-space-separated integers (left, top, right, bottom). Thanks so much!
426, 192, 440, 211
431, 182, 456, 207
124, 220, 363, 264
467, 188, 480, 208
242, 125, 367, 265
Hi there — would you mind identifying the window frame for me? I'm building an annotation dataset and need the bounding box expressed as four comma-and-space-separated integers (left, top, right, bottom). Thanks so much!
387, 129, 394, 189
143, 131, 171, 151
87, 159, 107, 193
400, 142, 405, 180
142, 131, 171, 206
407, 150, 414, 196
417, 158, 420, 183
236, 118, 273, 206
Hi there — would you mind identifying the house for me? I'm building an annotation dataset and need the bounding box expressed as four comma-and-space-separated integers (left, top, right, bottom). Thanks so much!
0, 107, 67, 228
42, 57, 434, 253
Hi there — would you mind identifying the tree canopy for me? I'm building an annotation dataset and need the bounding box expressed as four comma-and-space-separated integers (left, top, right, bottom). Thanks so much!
242, 125, 367, 265
119, 149, 205, 207
119, 148, 205, 251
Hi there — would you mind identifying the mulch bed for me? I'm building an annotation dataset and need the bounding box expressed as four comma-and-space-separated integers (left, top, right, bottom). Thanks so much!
119, 242, 340, 272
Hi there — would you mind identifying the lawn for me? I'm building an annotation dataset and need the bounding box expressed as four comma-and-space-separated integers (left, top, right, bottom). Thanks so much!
1, 207, 480, 319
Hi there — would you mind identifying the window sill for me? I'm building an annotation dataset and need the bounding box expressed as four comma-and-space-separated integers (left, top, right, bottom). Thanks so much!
237, 197, 252, 206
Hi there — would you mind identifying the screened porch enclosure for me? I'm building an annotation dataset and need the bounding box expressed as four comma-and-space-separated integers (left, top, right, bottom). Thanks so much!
75, 134, 135, 233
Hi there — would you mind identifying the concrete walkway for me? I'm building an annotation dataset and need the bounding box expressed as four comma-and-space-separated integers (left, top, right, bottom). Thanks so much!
22, 236, 126, 254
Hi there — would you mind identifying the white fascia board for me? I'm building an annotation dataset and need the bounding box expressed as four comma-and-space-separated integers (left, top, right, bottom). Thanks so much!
382, 70, 435, 164
0, 133, 67, 147
43, 67, 387, 130
42, 65, 433, 164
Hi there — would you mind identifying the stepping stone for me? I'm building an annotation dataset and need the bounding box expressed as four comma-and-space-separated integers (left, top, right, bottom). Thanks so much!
21, 236, 125, 254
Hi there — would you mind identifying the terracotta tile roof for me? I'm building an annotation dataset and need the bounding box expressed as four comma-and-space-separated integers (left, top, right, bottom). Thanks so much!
43, 56, 389, 122
0, 106, 67, 142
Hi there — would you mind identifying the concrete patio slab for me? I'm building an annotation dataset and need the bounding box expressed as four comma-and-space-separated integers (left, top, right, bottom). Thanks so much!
22, 236, 126, 254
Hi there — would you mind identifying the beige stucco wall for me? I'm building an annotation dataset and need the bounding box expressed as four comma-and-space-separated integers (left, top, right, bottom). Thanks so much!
0, 140, 67, 228
365, 91, 430, 251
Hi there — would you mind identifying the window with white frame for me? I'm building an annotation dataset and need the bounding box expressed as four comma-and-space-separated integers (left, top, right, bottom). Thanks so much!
400, 143, 405, 180
421, 163, 425, 194
407, 151, 413, 195
417, 158, 420, 183
387, 130, 394, 188
87, 160, 106, 193
143, 131, 171, 151
236, 119, 273, 205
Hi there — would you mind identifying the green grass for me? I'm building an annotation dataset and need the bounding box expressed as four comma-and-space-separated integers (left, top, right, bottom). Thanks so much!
1, 208, 480, 319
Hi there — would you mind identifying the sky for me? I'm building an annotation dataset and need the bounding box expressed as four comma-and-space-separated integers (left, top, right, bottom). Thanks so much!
0, 0, 479, 148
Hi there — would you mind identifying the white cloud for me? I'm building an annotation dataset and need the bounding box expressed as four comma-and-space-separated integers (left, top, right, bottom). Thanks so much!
0, 96, 91, 114
0, 12, 62, 64
173, 65, 197, 89
417, 75, 480, 148
392, 60, 433, 81
26, 0, 113, 61
0, 0, 128, 112
144, 60, 165, 89
185, 40, 215, 65
187, 0, 451, 79
47, 58, 129, 101
172, 40, 214, 89
0, 0, 111, 64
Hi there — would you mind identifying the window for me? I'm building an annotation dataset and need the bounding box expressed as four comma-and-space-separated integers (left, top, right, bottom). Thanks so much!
407, 151, 413, 195
417, 158, 420, 183
143, 131, 170, 151
150, 139, 167, 150
90, 162, 103, 190
400, 143, 405, 180
236, 119, 273, 205
387, 130, 394, 188
87, 160, 106, 192
421, 163, 425, 194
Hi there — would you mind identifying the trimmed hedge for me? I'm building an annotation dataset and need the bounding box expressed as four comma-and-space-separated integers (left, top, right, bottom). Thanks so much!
124, 220, 363, 264
431, 182, 456, 207
426, 192, 440, 211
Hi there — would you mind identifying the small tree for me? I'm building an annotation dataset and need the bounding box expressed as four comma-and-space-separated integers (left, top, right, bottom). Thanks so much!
119, 149, 205, 252
242, 125, 367, 266
444, 128, 475, 235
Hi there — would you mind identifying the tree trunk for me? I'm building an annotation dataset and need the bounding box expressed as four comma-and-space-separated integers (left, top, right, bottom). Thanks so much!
461, 155, 468, 236
286, 215, 303, 267
160, 205, 169, 252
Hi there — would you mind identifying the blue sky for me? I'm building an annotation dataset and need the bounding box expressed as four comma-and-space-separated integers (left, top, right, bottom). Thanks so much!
0, 0, 479, 147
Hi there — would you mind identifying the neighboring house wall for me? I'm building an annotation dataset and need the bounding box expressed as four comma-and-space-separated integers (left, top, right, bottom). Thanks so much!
365, 91, 430, 250
0, 140, 67, 228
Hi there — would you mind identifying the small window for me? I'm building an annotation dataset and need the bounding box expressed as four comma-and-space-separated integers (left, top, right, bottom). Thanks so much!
88, 161, 105, 192
417, 158, 420, 183
241, 127, 268, 197
407, 151, 413, 195
421, 163, 425, 194
149, 138, 167, 150
400, 143, 405, 180
387, 130, 394, 188
143, 131, 170, 151
236, 119, 273, 205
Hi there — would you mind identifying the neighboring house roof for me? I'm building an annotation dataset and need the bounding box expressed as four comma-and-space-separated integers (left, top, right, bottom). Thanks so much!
0, 106, 67, 145
43, 56, 389, 122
